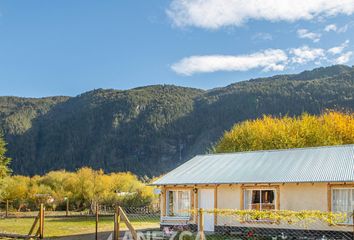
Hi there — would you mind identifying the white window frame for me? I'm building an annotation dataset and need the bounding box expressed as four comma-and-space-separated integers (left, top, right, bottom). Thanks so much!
166, 190, 191, 217
244, 188, 278, 211
331, 187, 354, 225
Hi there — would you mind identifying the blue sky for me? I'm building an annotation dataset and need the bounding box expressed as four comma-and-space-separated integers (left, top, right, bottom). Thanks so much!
0, 0, 353, 97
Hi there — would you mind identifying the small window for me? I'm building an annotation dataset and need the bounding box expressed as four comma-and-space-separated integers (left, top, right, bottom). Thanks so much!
332, 188, 354, 224
244, 189, 276, 210
167, 190, 191, 217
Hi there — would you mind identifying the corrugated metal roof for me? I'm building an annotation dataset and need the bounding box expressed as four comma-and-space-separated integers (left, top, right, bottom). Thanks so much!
153, 144, 354, 185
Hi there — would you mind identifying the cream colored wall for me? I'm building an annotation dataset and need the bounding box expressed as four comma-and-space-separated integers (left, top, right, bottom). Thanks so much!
217, 185, 241, 226
216, 183, 328, 211
161, 183, 329, 215
280, 183, 328, 211
216, 183, 332, 229
160, 183, 329, 214
217, 185, 241, 209
160, 183, 352, 232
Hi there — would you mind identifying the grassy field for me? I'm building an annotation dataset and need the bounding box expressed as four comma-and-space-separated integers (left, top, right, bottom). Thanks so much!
0, 215, 160, 238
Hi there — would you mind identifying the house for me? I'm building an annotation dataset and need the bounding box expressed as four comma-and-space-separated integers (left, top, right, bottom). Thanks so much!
153, 144, 354, 235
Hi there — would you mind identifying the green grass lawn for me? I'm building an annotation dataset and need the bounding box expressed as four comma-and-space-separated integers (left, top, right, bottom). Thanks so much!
0, 215, 160, 238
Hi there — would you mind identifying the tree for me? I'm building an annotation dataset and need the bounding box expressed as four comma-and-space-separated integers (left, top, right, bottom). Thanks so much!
215, 111, 354, 153
0, 134, 11, 198
2, 176, 30, 210
0, 134, 11, 178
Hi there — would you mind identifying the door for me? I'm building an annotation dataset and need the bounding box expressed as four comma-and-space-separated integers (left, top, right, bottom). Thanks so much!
199, 189, 215, 232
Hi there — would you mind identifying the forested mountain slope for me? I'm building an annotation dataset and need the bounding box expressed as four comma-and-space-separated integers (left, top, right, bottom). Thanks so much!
1, 65, 353, 176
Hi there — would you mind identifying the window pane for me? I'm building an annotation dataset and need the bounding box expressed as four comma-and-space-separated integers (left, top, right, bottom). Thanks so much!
244, 190, 261, 210
244, 190, 252, 210
332, 188, 354, 224
252, 190, 261, 204
244, 189, 277, 211
251, 190, 261, 210
261, 190, 275, 210
167, 190, 190, 217
173, 191, 179, 215
168, 191, 174, 216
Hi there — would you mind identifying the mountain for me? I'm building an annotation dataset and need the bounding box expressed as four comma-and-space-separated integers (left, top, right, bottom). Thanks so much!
1, 65, 353, 176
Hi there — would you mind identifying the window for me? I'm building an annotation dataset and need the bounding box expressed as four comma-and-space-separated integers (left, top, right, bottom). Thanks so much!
167, 190, 191, 217
244, 189, 276, 210
332, 188, 354, 224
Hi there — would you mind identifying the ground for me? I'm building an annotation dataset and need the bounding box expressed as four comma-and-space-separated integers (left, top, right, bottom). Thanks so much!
0, 215, 160, 239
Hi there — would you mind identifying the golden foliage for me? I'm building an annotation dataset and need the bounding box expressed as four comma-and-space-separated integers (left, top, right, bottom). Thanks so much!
215, 111, 354, 153
192, 209, 347, 226
1, 167, 157, 210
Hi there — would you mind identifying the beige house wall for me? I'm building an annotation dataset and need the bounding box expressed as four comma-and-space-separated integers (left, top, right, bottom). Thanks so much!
216, 183, 329, 211
160, 183, 343, 213
159, 183, 353, 231
215, 183, 340, 230
279, 183, 328, 211
217, 185, 241, 209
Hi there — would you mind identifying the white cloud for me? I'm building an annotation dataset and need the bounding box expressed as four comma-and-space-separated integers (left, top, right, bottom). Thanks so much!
335, 51, 353, 64
324, 23, 350, 33
171, 49, 288, 75
171, 43, 353, 75
324, 24, 337, 32
167, 0, 354, 29
337, 24, 349, 33
297, 29, 321, 42
328, 40, 350, 55
252, 32, 273, 41
289, 46, 325, 64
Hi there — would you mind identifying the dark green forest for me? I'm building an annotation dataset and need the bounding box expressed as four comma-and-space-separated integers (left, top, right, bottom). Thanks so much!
1, 65, 353, 176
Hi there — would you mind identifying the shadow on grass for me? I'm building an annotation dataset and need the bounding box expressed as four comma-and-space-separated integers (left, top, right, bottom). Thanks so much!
46, 216, 114, 223
47, 230, 116, 240
46, 216, 159, 223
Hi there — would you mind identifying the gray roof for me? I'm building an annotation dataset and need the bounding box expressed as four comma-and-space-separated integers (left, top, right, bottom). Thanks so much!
153, 145, 354, 185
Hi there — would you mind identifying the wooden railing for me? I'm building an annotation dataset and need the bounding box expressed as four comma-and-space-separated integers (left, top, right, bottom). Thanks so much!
0, 203, 45, 239
114, 206, 138, 240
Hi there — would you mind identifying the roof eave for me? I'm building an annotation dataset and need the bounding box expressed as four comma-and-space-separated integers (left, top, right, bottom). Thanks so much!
152, 180, 354, 186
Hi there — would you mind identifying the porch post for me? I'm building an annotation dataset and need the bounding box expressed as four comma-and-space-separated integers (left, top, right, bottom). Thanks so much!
198, 208, 204, 240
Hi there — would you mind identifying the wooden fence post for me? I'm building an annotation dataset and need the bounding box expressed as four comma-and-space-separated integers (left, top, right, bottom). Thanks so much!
39, 203, 44, 239
5, 200, 9, 218
199, 208, 204, 240
95, 203, 99, 240
66, 198, 69, 217
114, 206, 120, 240
352, 210, 354, 240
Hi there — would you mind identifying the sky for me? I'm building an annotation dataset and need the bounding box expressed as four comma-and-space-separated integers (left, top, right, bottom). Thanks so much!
0, 0, 353, 97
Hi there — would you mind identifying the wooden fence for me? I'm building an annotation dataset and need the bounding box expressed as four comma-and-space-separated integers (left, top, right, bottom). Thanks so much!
0, 203, 45, 239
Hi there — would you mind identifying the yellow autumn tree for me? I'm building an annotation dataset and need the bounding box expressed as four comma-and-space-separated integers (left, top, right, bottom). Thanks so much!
215, 111, 354, 153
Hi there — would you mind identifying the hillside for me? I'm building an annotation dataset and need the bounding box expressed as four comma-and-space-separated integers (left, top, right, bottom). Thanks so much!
1, 65, 353, 176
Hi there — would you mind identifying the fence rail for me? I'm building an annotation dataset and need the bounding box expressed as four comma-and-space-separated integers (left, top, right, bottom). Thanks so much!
1, 205, 353, 240
0, 201, 159, 218
124, 208, 354, 240
0, 203, 45, 239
